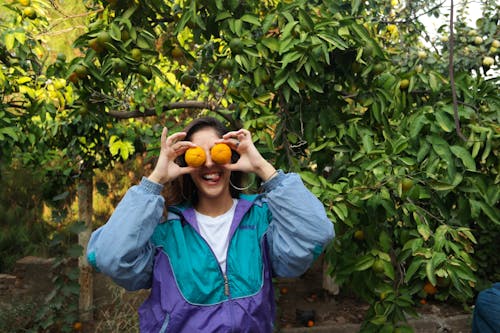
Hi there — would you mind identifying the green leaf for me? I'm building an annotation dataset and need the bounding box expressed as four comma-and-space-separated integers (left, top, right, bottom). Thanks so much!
353, 255, 375, 271
428, 72, 439, 92
5, 33, 15, 51
471, 200, 500, 224
281, 51, 302, 68
261, 37, 279, 52
332, 203, 348, 220
317, 33, 348, 49
405, 258, 423, 282
351, 0, 362, 17
0, 127, 19, 140
67, 244, 83, 258
450, 145, 476, 171
435, 110, 454, 132
216, 12, 232, 22
370, 315, 388, 326
383, 260, 395, 280
425, 260, 436, 286
300, 171, 321, 186
298, 8, 314, 31
409, 113, 427, 138
240, 14, 261, 26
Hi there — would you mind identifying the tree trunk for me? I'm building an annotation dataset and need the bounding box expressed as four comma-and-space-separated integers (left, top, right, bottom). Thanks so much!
77, 176, 94, 322
322, 260, 339, 296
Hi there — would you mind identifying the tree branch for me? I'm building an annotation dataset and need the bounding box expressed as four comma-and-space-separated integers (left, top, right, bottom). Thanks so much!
108, 100, 218, 118
448, 0, 467, 141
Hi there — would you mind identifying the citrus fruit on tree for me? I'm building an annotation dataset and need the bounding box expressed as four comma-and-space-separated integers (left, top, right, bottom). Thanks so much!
97, 31, 112, 46
73, 321, 83, 331
219, 58, 234, 71
137, 64, 152, 80
23, 7, 37, 19
112, 58, 128, 74
211, 143, 231, 165
372, 258, 385, 274
18, 0, 31, 6
185, 147, 206, 167
171, 46, 184, 59
88, 38, 104, 53
372, 63, 385, 75
74, 65, 88, 78
423, 282, 437, 295
401, 178, 414, 193
399, 79, 410, 90
229, 38, 244, 54
131, 48, 142, 61
354, 230, 365, 240
436, 276, 450, 287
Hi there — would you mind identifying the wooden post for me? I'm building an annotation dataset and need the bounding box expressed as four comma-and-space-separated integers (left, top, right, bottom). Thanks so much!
77, 175, 94, 322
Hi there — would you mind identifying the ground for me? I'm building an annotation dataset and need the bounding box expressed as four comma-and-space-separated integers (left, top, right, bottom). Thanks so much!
274, 260, 473, 332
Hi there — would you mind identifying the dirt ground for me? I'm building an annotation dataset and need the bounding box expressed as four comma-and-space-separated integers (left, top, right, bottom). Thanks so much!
274, 259, 472, 331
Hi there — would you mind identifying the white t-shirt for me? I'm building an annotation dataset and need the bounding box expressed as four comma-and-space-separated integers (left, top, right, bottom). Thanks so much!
195, 199, 238, 273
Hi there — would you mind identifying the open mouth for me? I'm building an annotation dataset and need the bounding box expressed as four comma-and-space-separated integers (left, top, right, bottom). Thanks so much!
201, 172, 222, 184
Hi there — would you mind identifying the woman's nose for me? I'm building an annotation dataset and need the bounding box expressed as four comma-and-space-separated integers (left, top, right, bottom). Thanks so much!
204, 149, 214, 167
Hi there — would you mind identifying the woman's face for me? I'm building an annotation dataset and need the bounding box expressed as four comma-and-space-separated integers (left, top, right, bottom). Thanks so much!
189, 127, 231, 202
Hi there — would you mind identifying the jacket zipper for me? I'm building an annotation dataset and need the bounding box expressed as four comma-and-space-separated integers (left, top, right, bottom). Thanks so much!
223, 273, 230, 296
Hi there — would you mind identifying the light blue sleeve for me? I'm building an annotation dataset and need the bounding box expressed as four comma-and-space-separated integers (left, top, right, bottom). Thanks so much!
262, 171, 335, 278
86, 177, 165, 291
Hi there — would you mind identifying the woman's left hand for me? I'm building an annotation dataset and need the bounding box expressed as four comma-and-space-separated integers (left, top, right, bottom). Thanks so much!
220, 129, 277, 181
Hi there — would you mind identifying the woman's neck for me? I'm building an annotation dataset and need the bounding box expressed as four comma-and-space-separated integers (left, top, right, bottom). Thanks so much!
195, 194, 234, 217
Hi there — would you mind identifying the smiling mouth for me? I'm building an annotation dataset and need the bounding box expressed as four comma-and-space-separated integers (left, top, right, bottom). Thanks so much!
202, 172, 222, 183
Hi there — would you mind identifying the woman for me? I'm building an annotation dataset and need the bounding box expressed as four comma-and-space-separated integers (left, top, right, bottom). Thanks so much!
87, 117, 334, 332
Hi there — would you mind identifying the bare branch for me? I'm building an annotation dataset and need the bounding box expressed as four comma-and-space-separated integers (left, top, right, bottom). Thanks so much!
448, 0, 468, 141
108, 101, 216, 118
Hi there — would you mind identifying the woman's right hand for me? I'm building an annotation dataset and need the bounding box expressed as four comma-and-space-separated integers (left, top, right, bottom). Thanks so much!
147, 127, 196, 185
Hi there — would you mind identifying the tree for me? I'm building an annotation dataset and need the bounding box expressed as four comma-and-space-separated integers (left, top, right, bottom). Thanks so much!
1, 0, 498, 331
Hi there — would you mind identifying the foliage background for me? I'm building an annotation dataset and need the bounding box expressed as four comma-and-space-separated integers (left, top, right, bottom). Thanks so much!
0, 0, 498, 332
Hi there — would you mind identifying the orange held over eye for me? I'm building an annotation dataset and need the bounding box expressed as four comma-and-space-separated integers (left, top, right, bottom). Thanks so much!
211, 143, 232, 165
185, 147, 206, 167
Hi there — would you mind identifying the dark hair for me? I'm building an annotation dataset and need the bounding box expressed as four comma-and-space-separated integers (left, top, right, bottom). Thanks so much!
166, 116, 243, 206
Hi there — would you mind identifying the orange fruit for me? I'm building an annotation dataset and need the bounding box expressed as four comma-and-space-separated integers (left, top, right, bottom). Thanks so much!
73, 321, 83, 330
131, 48, 142, 61
354, 230, 365, 240
280, 287, 288, 295
171, 46, 184, 59
399, 79, 410, 90
372, 259, 385, 274
401, 178, 414, 193
307, 320, 315, 327
185, 147, 206, 167
423, 282, 437, 295
23, 6, 37, 19
210, 143, 231, 165
420, 298, 427, 305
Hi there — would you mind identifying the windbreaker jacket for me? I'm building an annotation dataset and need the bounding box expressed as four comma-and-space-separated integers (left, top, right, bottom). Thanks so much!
87, 171, 334, 333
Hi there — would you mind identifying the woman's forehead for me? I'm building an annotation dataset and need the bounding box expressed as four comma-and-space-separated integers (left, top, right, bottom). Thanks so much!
190, 127, 220, 143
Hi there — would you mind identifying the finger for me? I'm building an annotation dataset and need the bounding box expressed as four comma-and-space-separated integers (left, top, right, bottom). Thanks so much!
215, 138, 240, 150
160, 127, 168, 149
222, 130, 243, 140
171, 140, 196, 154
166, 131, 187, 146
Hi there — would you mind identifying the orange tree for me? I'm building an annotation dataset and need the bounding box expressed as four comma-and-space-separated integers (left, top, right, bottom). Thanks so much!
1, 0, 499, 331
